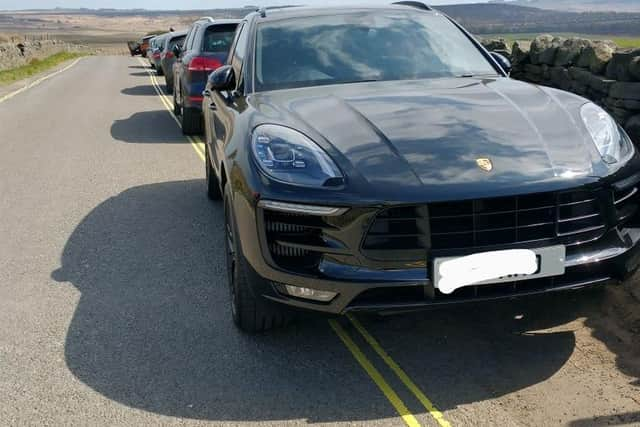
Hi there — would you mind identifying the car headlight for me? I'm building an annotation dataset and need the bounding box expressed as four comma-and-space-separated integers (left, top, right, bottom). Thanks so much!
580, 103, 633, 164
251, 124, 343, 187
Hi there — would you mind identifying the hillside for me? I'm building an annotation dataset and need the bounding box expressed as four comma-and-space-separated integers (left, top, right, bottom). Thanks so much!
438, 3, 640, 36
2, 3, 640, 46
501, 0, 640, 13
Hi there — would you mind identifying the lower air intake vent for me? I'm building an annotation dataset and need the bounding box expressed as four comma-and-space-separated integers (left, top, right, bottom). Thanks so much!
614, 186, 639, 225
263, 210, 323, 274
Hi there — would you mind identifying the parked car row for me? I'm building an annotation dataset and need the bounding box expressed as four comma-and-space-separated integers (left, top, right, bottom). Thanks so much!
161, 30, 187, 93
126, 34, 155, 57
172, 18, 239, 134
135, 19, 239, 135
137, 3, 640, 333
146, 34, 166, 72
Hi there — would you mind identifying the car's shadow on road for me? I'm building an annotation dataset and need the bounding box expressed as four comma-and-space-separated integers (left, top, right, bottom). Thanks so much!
50, 180, 631, 422
111, 110, 185, 144
121, 85, 157, 96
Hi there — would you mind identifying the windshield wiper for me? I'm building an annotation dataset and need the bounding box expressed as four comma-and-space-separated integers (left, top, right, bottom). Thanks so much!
337, 79, 381, 84
456, 73, 500, 78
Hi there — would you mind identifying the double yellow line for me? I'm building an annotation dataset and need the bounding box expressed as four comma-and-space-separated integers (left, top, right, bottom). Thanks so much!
331, 315, 451, 427
138, 57, 205, 161
343, 315, 451, 427
139, 57, 451, 427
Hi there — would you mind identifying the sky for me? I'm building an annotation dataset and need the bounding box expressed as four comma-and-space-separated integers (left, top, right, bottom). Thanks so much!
0, 0, 490, 11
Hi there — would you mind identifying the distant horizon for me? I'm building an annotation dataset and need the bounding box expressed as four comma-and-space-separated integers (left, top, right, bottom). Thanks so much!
0, 0, 492, 12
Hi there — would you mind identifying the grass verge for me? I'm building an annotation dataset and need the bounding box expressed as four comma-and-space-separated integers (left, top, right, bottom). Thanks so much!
0, 51, 87, 86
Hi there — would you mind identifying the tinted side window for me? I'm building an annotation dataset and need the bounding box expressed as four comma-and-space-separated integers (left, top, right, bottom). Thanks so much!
226, 23, 244, 65
231, 23, 248, 76
169, 35, 186, 51
182, 31, 191, 52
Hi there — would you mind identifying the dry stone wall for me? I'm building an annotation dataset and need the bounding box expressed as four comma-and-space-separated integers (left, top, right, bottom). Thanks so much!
481, 36, 640, 145
0, 39, 84, 72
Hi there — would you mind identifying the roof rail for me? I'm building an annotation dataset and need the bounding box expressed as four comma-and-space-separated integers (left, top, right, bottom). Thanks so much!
256, 7, 266, 18
196, 16, 215, 22
392, 1, 432, 11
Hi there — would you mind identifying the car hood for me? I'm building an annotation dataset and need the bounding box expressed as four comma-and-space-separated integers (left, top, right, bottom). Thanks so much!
251, 78, 607, 202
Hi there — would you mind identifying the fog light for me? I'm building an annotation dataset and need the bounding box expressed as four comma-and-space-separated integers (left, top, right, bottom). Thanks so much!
284, 285, 337, 302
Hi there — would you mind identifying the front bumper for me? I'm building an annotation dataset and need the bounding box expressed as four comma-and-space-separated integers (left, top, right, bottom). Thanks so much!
231, 188, 640, 315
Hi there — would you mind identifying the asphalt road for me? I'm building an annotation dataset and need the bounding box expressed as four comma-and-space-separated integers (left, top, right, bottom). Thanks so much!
1, 55, 639, 427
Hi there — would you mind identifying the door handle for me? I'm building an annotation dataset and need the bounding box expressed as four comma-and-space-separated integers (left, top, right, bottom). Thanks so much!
209, 102, 217, 111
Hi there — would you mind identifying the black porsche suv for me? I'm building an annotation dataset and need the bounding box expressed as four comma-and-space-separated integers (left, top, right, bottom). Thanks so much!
202, 3, 640, 332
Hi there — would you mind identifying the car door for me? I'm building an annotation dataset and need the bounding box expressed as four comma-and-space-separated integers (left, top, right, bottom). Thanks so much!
210, 22, 248, 174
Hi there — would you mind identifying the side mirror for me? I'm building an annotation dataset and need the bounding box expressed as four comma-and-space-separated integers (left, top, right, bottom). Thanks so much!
490, 51, 512, 75
172, 44, 181, 57
208, 65, 235, 91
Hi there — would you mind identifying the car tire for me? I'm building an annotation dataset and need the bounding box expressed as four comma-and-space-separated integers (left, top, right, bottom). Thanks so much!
205, 144, 222, 200
166, 80, 173, 94
156, 66, 164, 76
223, 183, 292, 333
181, 107, 202, 135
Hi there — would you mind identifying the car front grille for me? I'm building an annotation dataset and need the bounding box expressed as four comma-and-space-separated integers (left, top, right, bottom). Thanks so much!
429, 189, 605, 250
362, 189, 608, 256
361, 206, 429, 260
261, 184, 637, 278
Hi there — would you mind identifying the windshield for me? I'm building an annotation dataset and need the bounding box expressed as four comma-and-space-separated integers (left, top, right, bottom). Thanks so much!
254, 12, 498, 91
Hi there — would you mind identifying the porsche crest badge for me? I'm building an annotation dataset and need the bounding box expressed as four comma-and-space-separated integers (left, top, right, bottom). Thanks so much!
476, 158, 493, 172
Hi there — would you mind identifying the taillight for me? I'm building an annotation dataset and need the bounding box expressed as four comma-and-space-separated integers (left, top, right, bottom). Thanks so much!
188, 56, 222, 72
165, 51, 174, 59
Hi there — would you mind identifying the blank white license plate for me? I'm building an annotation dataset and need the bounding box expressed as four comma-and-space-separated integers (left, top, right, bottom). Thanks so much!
433, 245, 566, 295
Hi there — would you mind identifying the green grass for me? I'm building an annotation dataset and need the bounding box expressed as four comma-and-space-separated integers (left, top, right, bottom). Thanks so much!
479, 33, 640, 48
0, 51, 86, 86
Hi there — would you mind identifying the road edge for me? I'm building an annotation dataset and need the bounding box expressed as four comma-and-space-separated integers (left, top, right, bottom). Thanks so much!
0, 56, 83, 104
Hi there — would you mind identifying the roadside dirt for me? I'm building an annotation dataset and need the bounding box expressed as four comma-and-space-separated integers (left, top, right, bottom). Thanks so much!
594, 280, 640, 379
504, 282, 640, 425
